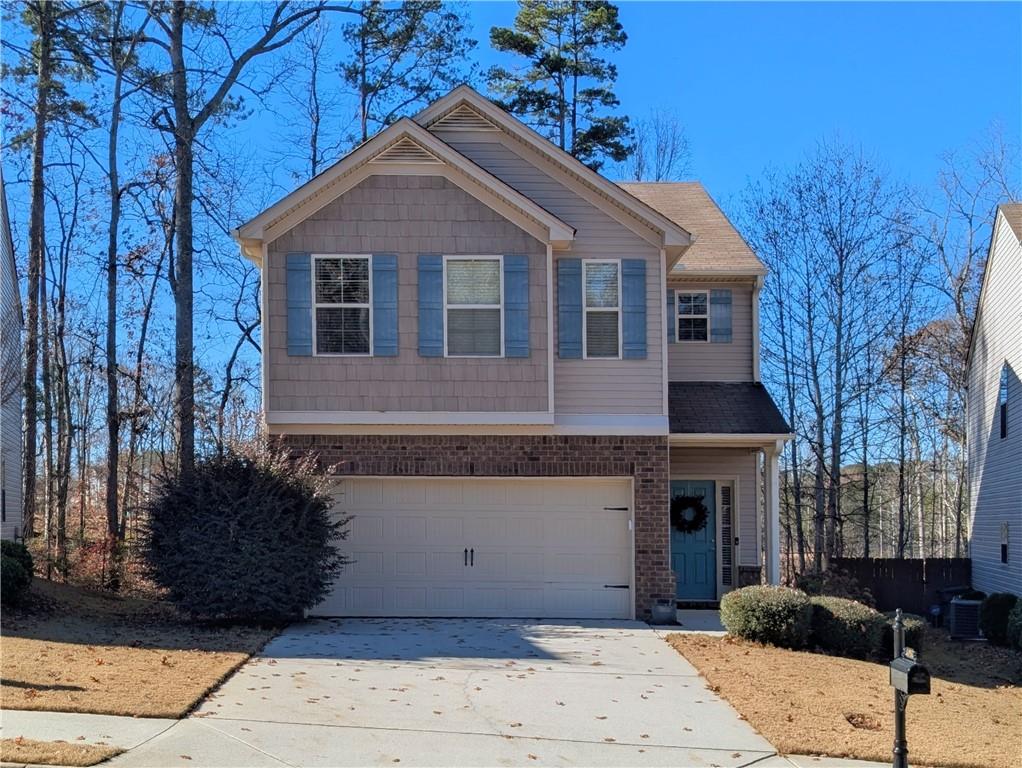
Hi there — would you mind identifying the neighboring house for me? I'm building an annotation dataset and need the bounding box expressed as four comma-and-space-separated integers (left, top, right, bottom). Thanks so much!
966, 203, 1022, 597
233, 86, 791, 619
0, 169, 23, 541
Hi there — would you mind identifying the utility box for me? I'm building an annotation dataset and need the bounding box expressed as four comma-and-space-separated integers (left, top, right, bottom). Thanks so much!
890, 656, 931, 695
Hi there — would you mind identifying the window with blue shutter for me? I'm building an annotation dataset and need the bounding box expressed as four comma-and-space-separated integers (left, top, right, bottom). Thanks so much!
621, 259, 646, 359
286, 252, 313, 356
503, 255, 530, 358
372, 254, 398, 356
710, 289, 733, 343
418, 254, 444, 357
557, 258, 582, 358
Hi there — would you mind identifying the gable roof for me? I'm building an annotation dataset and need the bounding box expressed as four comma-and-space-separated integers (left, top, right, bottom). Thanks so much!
416, 85, 692, 251
233, 118, 575, 264
617, 182, 766, 276
965, 202, 1022, 373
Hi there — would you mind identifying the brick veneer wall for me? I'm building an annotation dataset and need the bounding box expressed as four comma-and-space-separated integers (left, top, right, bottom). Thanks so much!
272, 433, 674, 617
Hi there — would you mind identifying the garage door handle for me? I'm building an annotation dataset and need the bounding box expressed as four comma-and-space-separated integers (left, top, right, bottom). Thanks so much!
470, 548, 474, 567
464, 548, 468, 566
604, 584, 629, 589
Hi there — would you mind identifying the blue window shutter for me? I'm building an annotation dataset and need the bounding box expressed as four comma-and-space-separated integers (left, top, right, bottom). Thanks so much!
666, 289, 676, 343
418, 254, 443, 357
503, 255, 530, 358
622, 259, 647, 359
372, 254, 398, 356
286, 252, 312, 356
557, 258, 582, 359
711, 289, 733, 343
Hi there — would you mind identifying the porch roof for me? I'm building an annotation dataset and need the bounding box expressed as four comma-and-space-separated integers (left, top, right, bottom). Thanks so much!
668, 382, 790, 436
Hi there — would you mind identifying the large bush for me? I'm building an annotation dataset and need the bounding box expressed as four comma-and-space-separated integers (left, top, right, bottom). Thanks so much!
1, 554, 31, 607
1005, 601, 1022, 651
795, 569, 874, 607
881, 611, 926, 656
809, 596, 885, 659
142, 449, 348, 621
720, 585, 813, 649
979, 593, 1019, 646
1, 540, 34, 582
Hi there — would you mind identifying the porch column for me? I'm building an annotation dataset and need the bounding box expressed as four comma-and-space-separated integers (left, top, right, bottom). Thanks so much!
764, 443, 781, 584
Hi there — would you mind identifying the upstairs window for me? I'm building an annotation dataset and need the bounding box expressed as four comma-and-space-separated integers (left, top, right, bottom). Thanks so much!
314, 255, 371, 355
1000, 363, 1010, 439
445, 257, 502, 357
677, 290, 708, 341
583, 260, 621, 358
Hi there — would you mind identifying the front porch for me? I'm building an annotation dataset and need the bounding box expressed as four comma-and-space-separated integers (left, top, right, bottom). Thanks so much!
665, 381, 791, 604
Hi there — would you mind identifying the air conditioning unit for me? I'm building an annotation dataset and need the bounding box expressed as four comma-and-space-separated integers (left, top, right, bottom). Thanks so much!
948, 598, 983, 639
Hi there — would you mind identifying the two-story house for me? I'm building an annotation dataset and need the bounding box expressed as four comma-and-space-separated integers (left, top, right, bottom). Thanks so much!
1, 168, 23, 541
966, 203, 1021, 597
233, 87, 791, 619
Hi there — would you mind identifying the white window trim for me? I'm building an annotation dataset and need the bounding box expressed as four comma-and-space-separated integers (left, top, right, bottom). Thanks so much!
582, 259, 622, 360
443, 254, 504, 358
312, 253, 373, 357
676, 289, 710, 344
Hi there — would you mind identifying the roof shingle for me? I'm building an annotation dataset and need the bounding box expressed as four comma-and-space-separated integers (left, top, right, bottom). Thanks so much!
668, 382, 790, 435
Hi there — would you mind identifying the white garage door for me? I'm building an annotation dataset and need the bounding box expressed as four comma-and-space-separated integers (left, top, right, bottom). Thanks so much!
314, 477, 633, 619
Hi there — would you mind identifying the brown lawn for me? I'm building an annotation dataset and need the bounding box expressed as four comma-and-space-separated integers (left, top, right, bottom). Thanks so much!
668, 631, 1022, 768
1, 580, 276, 718
0, 737, 123, 767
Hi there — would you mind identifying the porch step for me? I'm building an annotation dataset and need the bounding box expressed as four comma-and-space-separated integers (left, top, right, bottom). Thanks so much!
676, 600, 720, 610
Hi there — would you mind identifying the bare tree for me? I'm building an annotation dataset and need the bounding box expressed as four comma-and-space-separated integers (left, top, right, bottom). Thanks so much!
629, 109, 691, 182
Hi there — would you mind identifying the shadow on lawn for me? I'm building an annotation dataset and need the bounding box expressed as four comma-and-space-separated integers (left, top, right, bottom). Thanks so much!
1, 678, 86, 692
921, 630, 1022, 690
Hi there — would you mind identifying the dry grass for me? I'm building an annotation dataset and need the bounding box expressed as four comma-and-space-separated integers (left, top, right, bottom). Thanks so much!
0, 736, 122, 767
668, 631, 1022, 768
1, 580, 276, 718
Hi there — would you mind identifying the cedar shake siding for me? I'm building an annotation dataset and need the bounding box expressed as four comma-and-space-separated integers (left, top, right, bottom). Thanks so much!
434, 132, 665, 415
667, 280, 755, 382
967, 206, 1022, 596
272, 433, 674, 617
266, 175, 548, 414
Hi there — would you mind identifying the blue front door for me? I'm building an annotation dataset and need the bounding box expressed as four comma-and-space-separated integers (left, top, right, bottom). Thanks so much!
670, 480, 717, 600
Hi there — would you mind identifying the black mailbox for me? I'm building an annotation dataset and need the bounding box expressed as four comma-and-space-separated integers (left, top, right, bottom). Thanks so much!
889, 656, 931, 695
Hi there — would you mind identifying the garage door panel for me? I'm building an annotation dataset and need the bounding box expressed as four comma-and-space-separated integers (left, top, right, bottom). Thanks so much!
316, 478, 633, 619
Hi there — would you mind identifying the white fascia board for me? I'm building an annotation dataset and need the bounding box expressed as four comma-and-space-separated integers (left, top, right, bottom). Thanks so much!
267, 411, 555, 426
265, 413, 669, 436
669, 432, 795, 447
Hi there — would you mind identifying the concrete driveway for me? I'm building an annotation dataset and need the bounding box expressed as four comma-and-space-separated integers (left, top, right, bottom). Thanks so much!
109, 619, 775, 767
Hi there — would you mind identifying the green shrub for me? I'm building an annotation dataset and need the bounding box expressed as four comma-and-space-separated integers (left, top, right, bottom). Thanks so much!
720, 585, 813, 649
880, 611, 927, 656
809, 596, 886, 659
1, 554, 31, 607
1, 540, 33, 582
958, 588, 986, 601
1005, 602, 1022, 651
795, 569, 874, 607
142, 448, 348, 622
979, 593, 1019, 646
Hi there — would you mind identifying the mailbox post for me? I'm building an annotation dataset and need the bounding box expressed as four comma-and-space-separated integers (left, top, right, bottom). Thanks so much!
889, 608, 931, 768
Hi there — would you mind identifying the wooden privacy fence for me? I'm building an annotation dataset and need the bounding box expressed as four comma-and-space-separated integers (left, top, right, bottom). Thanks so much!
831, 558, 972, 614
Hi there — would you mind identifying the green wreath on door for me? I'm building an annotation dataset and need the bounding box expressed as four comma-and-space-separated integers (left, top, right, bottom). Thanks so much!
670, 494, 709, 534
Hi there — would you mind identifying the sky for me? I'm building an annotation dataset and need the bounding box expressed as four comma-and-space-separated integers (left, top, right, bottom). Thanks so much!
468, 1, 1022, 206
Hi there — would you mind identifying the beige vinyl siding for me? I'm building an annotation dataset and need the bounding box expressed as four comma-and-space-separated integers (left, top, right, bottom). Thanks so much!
668, 280, 754, 382
436, 131, 664, 415
1, 183, 21, 539
266, 175, 548, 414
967, 211, 1022, 596
670, 447, 759, 566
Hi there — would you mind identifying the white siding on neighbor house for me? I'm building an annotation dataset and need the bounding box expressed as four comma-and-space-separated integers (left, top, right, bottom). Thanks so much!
667, 279, 755, 382
967, 211, 1022, 596
1, 178, 22, 540
436, 131, 665, 415
670, 447, 759, 567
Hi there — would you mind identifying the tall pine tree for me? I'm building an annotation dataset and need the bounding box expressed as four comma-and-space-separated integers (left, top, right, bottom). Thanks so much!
487, 0, 631, 170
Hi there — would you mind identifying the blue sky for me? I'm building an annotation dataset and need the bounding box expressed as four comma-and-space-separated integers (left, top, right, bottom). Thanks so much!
469, 1, 1022, 203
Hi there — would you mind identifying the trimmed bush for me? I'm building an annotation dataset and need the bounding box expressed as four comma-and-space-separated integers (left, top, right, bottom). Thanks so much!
142, 448, 348, 622
795, 569, 874, 607
1005, 601, 1022, 651
1, 554, 31, 607
979, 593, 1019, 646
1, 540, 34, 582
809, 596, 886, 659
881, 611, 926, 656
720, 585, 813, 649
